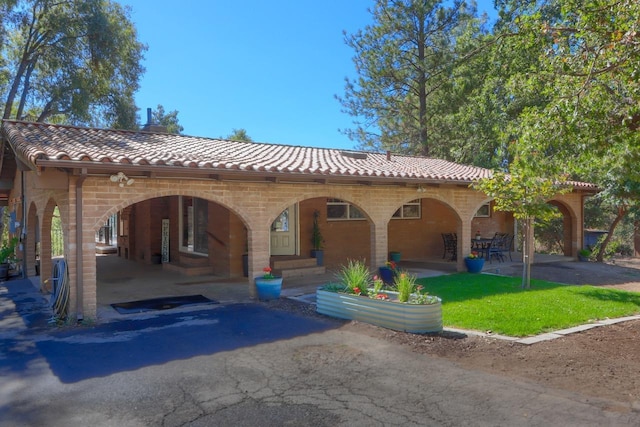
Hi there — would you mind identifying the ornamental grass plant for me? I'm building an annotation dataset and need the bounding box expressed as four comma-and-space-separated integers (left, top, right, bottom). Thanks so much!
334, 259, 371, 296
328, 260, 438, 305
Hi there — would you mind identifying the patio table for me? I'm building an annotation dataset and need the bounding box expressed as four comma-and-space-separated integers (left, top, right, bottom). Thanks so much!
471, 238, 493, 259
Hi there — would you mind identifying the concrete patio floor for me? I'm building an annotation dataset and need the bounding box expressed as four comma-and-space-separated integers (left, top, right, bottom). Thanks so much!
93, 251, 572, 321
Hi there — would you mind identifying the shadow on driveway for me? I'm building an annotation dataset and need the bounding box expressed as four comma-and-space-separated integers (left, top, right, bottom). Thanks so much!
1, 278, 342, 384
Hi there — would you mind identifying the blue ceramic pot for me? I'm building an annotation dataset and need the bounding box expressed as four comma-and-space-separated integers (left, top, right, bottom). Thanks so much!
378, 266, 395, 284
255, 277, 283, 300
464, 257, 485, 273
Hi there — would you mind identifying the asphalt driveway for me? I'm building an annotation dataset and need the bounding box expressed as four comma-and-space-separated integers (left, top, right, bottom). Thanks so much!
2, 278, 638, 426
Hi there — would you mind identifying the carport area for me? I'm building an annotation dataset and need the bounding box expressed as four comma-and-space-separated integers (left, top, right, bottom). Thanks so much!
94, 251, 572, 321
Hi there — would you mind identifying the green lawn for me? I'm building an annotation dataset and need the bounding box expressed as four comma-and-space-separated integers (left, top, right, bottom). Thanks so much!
417, 273, 640, 337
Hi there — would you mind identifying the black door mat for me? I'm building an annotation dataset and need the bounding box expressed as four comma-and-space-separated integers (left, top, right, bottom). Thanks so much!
110, 295, 218, 314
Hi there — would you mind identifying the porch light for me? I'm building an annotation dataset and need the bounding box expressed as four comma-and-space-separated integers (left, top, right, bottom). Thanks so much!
416, 185, 426, 193
110, 172, 135, 187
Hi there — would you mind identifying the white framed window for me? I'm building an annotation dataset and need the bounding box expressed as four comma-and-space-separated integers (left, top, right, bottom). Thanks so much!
474, 203, 491, 218
327, 198, 366, 220
392, 199, 421, 219
180, 196, 209, 255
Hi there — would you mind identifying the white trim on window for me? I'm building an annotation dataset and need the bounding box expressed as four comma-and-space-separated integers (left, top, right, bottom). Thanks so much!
327, 198, 366, 221
392, 199, 421, 219
474, 203, 491, 218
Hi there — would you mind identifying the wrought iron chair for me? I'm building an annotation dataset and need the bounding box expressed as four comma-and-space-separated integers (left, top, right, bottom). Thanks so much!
486, 233, 509, 263
441, 232, 457, 261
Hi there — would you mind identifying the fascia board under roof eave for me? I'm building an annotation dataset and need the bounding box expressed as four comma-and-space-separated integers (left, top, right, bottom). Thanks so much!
33, 159, 480, 187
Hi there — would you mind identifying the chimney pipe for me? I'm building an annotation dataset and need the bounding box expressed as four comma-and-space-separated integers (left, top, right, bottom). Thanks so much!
146, 108, 153, 125
386, 150, 391, 161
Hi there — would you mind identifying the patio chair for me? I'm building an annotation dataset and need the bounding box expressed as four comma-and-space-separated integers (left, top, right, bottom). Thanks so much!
502, 233, 514, 261
441, 232, 457, 261
487, 233, 508, 263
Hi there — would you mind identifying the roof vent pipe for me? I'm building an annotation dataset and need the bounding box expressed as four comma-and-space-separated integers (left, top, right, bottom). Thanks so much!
386, 150, 391, 161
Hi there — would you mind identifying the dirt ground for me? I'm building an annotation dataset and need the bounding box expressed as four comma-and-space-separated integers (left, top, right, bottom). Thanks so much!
271, 257, 640, 409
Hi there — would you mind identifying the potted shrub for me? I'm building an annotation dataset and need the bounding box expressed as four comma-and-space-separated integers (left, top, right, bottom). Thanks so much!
316, 259, 442, 333
578, 248, 591, 262
0, 237, 18, 280
464, 251, 484, 273
255, 266, 283, 301
378, 260, 397, 285
310, 210, 324, 266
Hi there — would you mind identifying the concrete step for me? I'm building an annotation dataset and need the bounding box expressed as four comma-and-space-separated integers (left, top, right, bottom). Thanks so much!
278, 265, 326, 279
178, 253, 210, 267
272, 257, 318, 270
162, 262, 214, 276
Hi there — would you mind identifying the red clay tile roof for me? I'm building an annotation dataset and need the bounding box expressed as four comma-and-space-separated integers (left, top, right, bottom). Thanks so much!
1, 120, 596, 190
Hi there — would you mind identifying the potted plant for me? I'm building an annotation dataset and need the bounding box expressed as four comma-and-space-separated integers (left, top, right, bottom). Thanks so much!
0, 237, 18, 280
310, 210, 324, 266
378, 260, 397, 285
255, 266, 283, 301
578, 248, 591, 262
464, 251, 485, 273
316, 259, 442, 333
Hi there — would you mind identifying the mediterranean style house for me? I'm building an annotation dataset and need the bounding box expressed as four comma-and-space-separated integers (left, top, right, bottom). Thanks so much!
0, 120, 596, 320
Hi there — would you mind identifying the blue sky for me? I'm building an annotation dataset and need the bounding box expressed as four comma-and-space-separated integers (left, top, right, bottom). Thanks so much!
120, 1, 497, 150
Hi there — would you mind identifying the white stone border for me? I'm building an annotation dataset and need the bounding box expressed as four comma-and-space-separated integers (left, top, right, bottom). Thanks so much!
445, 314, 640, 345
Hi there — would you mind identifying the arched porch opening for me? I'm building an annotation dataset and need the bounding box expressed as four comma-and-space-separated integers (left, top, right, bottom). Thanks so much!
534, 200, 576, 257
387, 197, 461, 263
39, 198, 65, 291
93, 194, 251, 315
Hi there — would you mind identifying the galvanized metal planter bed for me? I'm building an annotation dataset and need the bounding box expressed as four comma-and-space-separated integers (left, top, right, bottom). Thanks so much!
316, 288, 442, 333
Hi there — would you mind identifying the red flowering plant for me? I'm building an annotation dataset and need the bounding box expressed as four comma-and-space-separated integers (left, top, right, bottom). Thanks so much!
371, 275, 389, 300
262, 266, 275, 279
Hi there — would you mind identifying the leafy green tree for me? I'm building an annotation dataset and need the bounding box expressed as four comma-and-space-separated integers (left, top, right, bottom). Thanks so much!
495, 0, 640, 261
225, 128, 253, 142
475, 156, 570, 288
337, 0, 485, 157
151, 104, 183, 134
1, 0, 146, 128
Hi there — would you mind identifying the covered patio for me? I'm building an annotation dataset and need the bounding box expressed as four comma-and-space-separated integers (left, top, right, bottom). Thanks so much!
93, 252, 573, 322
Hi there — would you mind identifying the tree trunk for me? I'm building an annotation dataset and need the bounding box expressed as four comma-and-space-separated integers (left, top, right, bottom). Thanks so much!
595, 205, 626, 262
521, 217, 533, 289
634, 221, 640, 258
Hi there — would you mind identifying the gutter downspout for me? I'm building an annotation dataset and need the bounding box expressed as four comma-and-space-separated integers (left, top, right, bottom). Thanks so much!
76, 170, 87, 322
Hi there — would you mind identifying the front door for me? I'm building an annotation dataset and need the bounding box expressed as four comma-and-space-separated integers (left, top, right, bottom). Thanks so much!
270, 204, 297, 256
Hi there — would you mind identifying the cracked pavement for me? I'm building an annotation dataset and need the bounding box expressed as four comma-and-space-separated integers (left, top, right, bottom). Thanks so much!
2, 278, 639, 426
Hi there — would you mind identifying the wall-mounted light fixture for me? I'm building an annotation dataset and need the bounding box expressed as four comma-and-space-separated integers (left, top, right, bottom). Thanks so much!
416, 185, 426, 193
110, 172, 135, 187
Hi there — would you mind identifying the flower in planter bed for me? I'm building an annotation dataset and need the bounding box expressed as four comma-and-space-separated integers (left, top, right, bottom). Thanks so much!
326, 259, 438, 305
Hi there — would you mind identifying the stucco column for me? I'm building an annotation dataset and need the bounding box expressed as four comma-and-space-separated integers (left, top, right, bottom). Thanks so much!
370, 220, 388, 271
247, 226, 270, 298
457, 220, 472, 272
